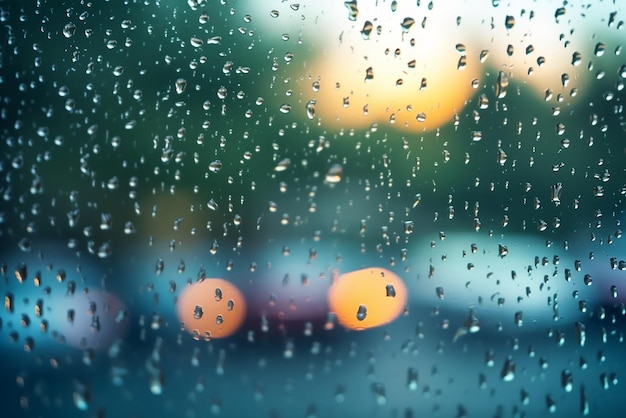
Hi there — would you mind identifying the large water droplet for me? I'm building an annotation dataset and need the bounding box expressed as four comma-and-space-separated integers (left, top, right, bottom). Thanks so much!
356, 305, 367, 321
63, 22, 77, 38
504, 15, 515, 29
209, 160, 223, 173
361, 21, 373, 39
305, 99, 316, 119
495, 71, 509, 98
500, 356, 516, 381
325, 164, 343, 183
175, 78, 187, 94
344, 1, 358, 21
401, 17, 415, 32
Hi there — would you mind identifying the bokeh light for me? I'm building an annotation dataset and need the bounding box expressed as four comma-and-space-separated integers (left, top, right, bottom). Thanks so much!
176, 278, 246, 339
328, 267, 407, 330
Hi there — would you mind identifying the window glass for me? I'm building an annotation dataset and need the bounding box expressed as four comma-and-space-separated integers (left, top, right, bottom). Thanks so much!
1, 1, 625, 416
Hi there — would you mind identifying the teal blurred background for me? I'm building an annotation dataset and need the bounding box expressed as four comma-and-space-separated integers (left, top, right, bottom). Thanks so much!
1, 1, 625, 417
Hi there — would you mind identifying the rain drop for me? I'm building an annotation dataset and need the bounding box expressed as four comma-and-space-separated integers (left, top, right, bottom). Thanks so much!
356, 305, 367, 321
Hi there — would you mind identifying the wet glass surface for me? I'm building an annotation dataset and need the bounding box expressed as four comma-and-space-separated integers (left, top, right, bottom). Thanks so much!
0, 1, 625, 417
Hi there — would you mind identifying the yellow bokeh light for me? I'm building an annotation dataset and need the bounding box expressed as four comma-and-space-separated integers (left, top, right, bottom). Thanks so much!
176, 278, 247, 339
303, 48, 479, 131
247, 1, 593, 132
299, 7, 481, 132
328, 267, 407, 330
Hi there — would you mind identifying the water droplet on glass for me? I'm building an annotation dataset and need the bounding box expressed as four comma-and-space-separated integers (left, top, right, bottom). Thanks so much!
17, 238, 31, 252
305, 99, 316, 119
555, 7, 566, 22
209, 160, 222, 173
356, 305, 367, 321
407, 368, 418, 390
152, 259, 164, 277
580, 386, 589, 415
457, 55, 467, 70
401, 17, 415, 32
495, 71, 509, 98
344, 1, 358, 21
546, 395, 557, 413
361, 20, 373, 39
561, 370, 574, 392
207, 198, 219, 211
496, 149, 508, 166
149, 372, 164, 395
325, 164, 343, 183
500, 356, 516, 381
97, 242, 112, 258
371, 382, 386, 405
505, 15, 515, 29
274, 158, 291, 172
73, 381, 90, 410
207, 36, 222, 45
63, 22, 77, 38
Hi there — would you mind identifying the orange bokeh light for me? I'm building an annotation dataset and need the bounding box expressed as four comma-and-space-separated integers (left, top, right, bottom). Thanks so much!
176, 278, 246, 339
304, 56, 478, 132
328, 267, 407, 330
